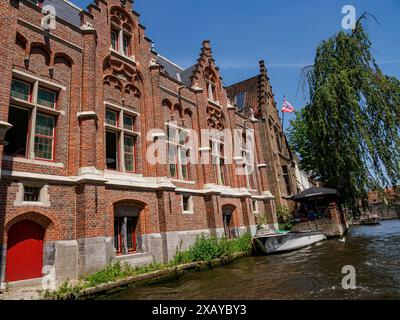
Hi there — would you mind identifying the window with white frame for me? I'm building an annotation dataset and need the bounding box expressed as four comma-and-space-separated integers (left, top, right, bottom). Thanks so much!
210, 138, 226, 185
5, 78, 60, 161
167, 124, 190, 180
205, 70, 217, 102
182, 195, 193, 213
105, 105, 138, 172
110, 25, 132, 58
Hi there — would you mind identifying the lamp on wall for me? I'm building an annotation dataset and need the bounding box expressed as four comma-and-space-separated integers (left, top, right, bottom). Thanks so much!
0, 121, 13, 146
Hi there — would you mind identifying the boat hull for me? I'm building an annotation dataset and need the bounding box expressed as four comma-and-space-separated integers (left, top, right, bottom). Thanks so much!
253, 231, 327, 255
360, 218, 380, 226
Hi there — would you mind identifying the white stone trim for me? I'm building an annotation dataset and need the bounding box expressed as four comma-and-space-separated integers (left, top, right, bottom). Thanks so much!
77, 111, 97, 119
251, 191, 275, 200
159, 86, 197, 106
13, 69, 66, 91
170, 178, 196, 185
17, 19, 83, 52
251, 199, 259, 213
1, 170, 107, 184
164, 122, 191, 133
79, 166, 103, 176
104, 101, 140, 116
2, 156, 64, 168
110, 48, 136, 64
13, 182, 50, 207
1, 169, 274, 200
152, 132, 166, 139
204, 184, 252, 197
207, 98, 223, 109
181, 194, 194, 214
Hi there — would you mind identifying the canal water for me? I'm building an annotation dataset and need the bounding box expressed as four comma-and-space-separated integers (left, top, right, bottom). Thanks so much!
104, 219, 400, 300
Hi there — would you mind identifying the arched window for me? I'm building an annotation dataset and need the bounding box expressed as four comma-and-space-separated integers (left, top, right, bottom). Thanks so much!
109, 8, 134, 58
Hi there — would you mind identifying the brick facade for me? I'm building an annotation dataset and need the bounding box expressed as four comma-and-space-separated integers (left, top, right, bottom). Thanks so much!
0, 0, 291, 286
226, 61, 298, 212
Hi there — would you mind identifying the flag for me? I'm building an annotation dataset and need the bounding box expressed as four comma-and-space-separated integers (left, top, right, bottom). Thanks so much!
282, 98, 296, 113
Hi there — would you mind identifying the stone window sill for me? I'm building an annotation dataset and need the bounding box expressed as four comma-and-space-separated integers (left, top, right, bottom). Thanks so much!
3, 156, 64, 168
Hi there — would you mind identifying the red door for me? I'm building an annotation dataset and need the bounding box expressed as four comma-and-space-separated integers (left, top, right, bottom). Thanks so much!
5, 220, 44, 282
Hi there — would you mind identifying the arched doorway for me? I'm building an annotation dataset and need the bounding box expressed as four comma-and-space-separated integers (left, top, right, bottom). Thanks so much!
5, 220, 45, 282
222, 206, 235, 239
114, 202, 144, 255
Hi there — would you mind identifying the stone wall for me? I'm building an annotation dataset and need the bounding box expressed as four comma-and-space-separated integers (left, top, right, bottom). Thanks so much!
368, 204, 400, 220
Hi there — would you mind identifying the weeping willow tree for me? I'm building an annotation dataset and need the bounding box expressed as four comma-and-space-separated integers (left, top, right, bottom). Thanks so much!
288, 15, 400, 215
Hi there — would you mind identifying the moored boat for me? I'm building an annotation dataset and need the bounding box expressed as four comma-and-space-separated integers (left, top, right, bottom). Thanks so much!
360, 214, 380, 225
253, 230, 327, 255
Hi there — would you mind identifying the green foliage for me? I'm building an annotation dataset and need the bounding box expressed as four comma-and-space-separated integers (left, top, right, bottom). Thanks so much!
173, 233, 252, 265
85, 261, 168, 287
288, 16, 400, 216
276, 206, 293, 231
43, 281, 88, 300
255, 213, 269, 230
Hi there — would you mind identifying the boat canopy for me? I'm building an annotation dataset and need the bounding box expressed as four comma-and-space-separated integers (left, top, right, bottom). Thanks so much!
292, 187, 339, 202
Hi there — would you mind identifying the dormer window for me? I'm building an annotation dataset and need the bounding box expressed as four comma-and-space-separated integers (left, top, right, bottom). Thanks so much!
234, 92, 246, 112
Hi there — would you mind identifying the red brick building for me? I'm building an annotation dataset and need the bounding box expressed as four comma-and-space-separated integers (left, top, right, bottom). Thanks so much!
227, 61, 298, 211
0, 0, 294, 287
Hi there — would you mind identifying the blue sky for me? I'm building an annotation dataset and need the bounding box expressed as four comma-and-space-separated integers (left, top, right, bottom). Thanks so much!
73, 0, 400, 129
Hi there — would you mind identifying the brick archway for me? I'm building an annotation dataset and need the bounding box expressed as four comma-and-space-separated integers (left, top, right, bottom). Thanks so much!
4, 211, 54, 243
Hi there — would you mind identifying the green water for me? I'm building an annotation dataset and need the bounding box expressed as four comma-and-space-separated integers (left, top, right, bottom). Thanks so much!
102, 219, 400, 300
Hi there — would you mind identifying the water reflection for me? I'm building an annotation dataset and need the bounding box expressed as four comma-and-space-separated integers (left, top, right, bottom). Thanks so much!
103, 220, 400, 300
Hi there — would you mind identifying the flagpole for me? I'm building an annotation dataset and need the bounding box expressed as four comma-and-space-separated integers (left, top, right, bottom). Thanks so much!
282, 96, 286, 133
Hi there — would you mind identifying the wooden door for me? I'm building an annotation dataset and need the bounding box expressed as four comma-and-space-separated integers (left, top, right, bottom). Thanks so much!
5, 220, 44, 282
